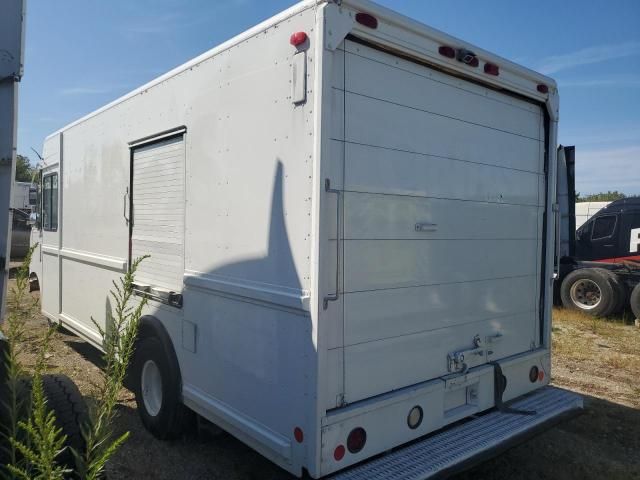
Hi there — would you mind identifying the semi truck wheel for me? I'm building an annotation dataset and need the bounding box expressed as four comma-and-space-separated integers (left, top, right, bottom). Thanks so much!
41, 374, 90, 470
601, 270, 627, 315
560, 268, 616, 317
631, 284, 640, 320
132, 336, 190, 439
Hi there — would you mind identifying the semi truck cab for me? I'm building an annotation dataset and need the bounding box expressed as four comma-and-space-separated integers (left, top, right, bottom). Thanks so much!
575, 198, 640, 263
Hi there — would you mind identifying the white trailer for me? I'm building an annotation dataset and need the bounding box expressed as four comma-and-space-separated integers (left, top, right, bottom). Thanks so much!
30, 1, 582, 477
11, 181, 32, 210
575, 201, 611, 229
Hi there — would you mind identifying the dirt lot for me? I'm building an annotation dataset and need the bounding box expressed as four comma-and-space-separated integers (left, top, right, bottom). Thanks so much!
6, 275, 640, 480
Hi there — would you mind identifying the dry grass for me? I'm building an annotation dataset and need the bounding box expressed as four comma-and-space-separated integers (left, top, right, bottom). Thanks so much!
552, 307, 640, 408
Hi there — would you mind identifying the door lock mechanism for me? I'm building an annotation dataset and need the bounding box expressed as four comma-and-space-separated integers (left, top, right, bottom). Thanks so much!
447, 334, 487, 374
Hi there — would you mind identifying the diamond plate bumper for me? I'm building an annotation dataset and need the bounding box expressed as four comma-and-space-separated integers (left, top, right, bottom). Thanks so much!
329, 386, 583, 480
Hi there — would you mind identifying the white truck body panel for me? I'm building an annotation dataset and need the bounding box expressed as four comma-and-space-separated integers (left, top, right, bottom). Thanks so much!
31, 1, 565, 477
575, 201, 611, 229
11, 181, 32, 210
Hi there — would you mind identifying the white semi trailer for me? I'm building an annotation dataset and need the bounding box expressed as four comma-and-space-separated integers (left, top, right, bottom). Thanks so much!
30, 1, 582, 477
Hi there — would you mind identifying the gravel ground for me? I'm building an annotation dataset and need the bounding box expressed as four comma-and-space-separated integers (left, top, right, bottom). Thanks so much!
7, 275, 640, 480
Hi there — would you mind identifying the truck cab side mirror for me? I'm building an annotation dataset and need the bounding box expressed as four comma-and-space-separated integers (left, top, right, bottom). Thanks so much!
28, 212, 39, 228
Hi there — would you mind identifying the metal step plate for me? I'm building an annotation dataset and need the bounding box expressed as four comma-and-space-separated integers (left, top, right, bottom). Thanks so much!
329, 387, 583, 480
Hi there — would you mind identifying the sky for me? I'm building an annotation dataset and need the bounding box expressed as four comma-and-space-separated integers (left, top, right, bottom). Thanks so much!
17, 0, 640, 195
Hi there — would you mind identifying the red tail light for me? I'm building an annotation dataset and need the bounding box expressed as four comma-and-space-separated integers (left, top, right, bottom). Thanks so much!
484, 63, 500, 76
293, 427, 304, 443
356, 12, 378, 29
347, 427, 367, 454
438, 46, 456, 59
334, 445, 346, 461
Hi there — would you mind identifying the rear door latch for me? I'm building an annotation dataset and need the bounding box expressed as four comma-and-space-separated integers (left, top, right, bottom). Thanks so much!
447, 334, 486, 374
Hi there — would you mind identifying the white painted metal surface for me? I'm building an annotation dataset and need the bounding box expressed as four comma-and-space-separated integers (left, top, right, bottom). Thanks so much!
333, 39, 544, 405
30, 1, 569, 478
11, 181, 32, 209
575, 202, 610, 229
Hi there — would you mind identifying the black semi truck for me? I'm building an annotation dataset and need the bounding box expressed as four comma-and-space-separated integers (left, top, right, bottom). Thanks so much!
556, 146, 640, 318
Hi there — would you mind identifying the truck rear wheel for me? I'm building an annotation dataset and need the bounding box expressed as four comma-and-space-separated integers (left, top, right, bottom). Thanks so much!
631, 283, 640, 320
560, 268, 616, 317
132, 336, 191, 440
601, 270, 627, 315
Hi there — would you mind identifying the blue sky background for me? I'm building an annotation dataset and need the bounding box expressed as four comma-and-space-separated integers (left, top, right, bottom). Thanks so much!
18, 0, 640, 195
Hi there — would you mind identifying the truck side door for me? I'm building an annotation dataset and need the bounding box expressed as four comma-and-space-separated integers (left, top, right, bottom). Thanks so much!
576, 214, 619, 262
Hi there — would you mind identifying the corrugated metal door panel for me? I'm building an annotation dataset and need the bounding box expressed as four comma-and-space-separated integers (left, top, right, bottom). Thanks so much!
339, 39, 545, 403
131, 135, 185, 292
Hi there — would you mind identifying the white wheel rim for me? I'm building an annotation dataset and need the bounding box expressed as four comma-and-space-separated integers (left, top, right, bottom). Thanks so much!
141, 360, 163, 417
570, 279, 602, 310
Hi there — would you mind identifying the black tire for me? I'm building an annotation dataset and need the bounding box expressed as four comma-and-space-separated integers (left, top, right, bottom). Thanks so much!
631, 283, 640, 320
601, 270, 627, 315
560, 268, 616, 317
132, 336, 190, 440
41, 374, 89, 470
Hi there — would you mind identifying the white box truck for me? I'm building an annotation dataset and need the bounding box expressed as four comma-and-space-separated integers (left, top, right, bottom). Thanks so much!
29, 1, 582, 477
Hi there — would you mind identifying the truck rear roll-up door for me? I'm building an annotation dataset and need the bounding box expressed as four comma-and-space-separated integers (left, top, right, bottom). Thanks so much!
337, 39, 546, 404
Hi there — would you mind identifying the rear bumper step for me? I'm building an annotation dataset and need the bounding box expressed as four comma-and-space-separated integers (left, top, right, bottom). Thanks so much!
329, 386, 583, 480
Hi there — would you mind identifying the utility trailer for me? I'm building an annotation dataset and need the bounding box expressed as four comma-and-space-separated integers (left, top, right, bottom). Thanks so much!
30, 1, 582, 477
556, 147, 640, 319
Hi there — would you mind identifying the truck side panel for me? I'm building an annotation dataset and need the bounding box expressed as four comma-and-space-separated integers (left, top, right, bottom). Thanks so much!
38, 5, 320, 475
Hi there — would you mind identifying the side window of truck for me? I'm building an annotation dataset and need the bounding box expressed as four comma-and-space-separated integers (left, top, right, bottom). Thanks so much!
42, 173, 58, 231
591, 214, 616, 240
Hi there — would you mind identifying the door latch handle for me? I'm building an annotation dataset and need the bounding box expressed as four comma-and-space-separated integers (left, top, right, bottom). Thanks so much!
123, 187, 130, 225
415, 222, 437, 232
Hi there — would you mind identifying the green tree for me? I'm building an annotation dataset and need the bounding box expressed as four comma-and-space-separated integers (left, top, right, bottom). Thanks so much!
14, 155, 34, 183
576, 191, 627, 202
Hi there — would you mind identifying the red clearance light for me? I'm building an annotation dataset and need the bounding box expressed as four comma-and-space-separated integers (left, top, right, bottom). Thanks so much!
347, 427, 367, 454
355, 12, 378, 29
294, 427, 304, 443
334, 445, 346, 461
538, 370, 545, 382
484, 62, 500, 76
290, 31, 308, 47
537, 83, 549, 94
438, 46, 456, 58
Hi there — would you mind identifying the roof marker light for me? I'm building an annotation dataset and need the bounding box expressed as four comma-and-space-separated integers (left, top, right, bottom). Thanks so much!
289, 31, 307, 47
355, 12, 378, 29
484, 62, 500, 76
537, 84, 549, 94
438, 46, 456, 59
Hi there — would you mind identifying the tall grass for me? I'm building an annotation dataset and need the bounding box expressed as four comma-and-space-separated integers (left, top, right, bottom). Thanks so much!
1, 253, 149, 479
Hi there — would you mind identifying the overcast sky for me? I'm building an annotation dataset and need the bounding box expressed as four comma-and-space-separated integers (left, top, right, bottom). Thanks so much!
17, 0, 640, 195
